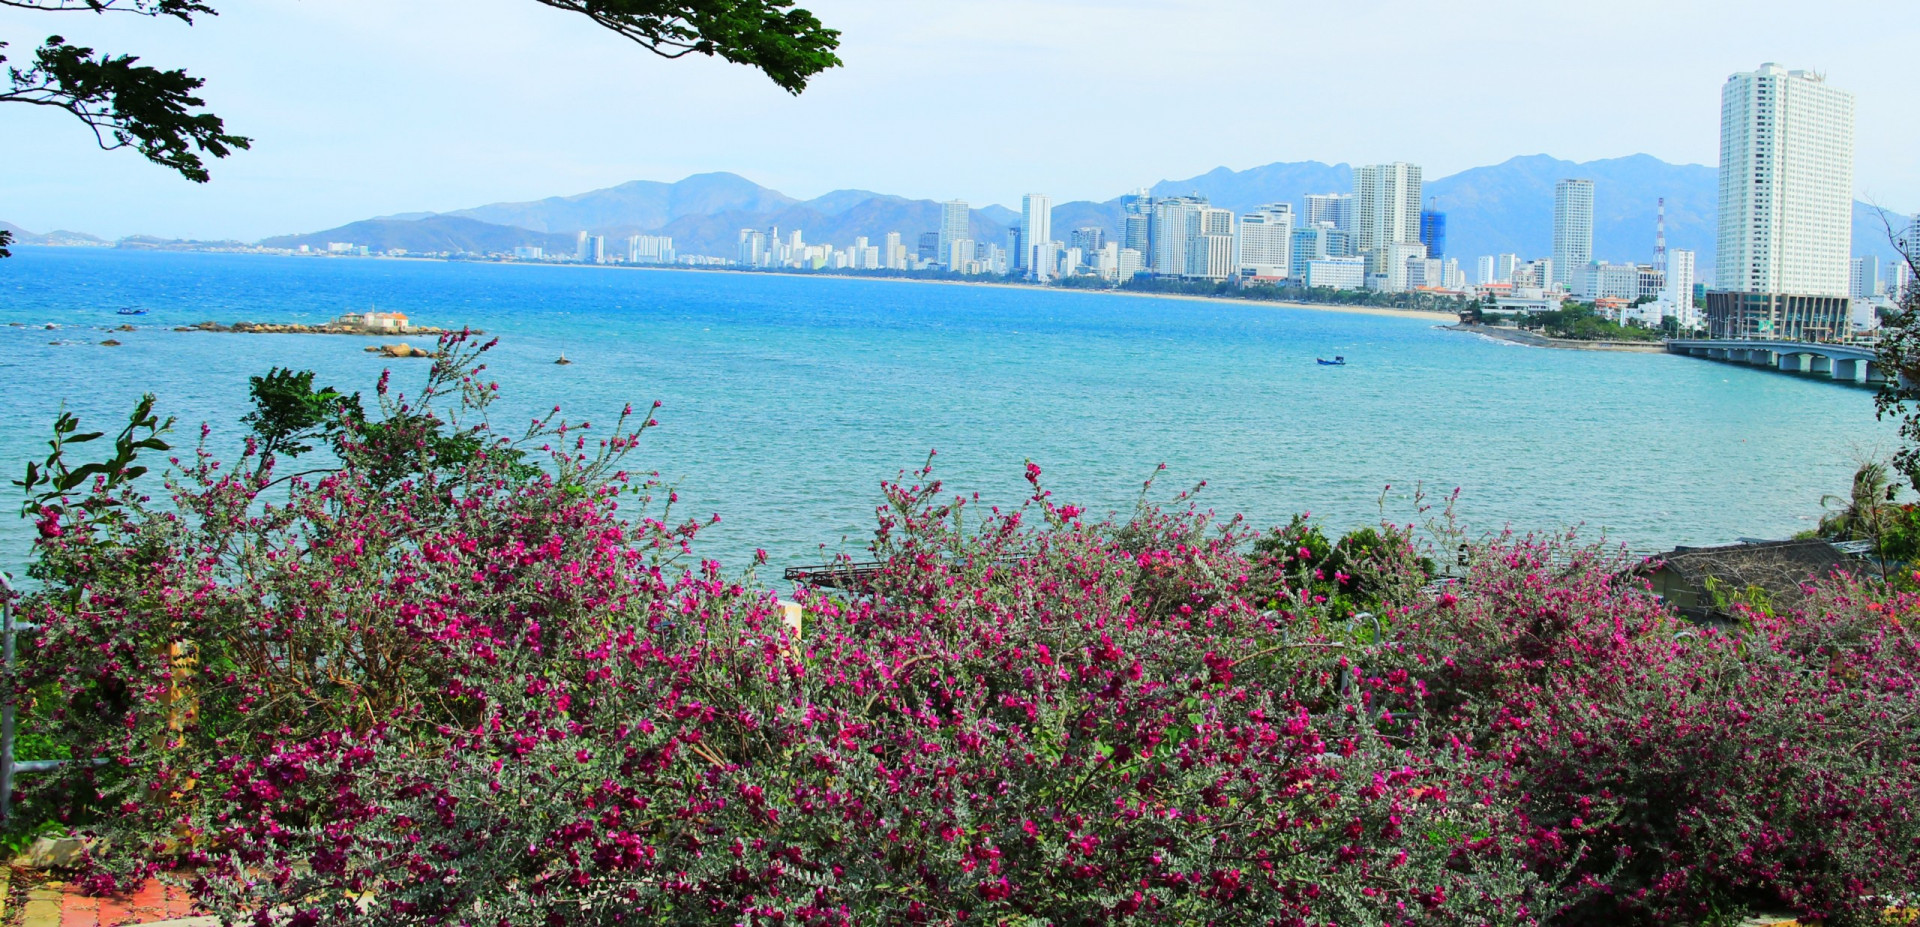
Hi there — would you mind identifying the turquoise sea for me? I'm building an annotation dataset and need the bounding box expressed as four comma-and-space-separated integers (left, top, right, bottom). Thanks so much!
0, 247, 1898, 574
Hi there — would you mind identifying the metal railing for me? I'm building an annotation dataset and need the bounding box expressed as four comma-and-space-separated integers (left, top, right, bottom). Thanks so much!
0, 571, 65, 825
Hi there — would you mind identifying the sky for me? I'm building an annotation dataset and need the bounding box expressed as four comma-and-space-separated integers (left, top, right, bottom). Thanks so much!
1, 0, 1913, 241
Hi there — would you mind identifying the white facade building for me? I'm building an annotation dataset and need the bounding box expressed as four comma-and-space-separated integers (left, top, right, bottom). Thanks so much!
1476, 255, 1496, 285
1237, 204, 1294, 278
1851, 256, 1882, 298
1384, 241, 1427, 292
1306, 257, 1366, 290
1716, 63, 1855, 298
1552, 179, 1594, 289
1020, 194, 1053, 280
1303, 193, 1355, 239
1354, 163, 1422, 277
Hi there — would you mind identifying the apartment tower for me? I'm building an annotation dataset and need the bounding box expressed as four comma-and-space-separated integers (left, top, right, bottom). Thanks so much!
1552, 180, 1594, 289
1709, 63, 1855, 339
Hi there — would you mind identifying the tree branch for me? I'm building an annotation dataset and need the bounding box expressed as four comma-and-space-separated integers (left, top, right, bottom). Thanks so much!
4, 36, 249, 182
526, 0, 841, 95
0, 0, 212, 24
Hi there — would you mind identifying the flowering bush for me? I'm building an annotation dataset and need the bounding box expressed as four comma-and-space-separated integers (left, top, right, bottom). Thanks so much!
1382, 537, 1920, 926
10, 334, 1920, 925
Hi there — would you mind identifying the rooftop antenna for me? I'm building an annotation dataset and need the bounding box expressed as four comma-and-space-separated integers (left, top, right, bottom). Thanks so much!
1654, 197, 1668, 273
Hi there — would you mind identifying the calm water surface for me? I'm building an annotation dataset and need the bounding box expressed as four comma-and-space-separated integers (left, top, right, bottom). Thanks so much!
0, 247, 1895, 574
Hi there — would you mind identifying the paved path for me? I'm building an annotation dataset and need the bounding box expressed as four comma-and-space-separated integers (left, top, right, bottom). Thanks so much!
13, 878, 211, 927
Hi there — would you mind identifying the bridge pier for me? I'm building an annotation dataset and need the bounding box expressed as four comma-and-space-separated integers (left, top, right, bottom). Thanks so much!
1776, 353, 1808, 373
1748, 350, 1776, 366
1833, 358, 1863, 382
1708, 347, 1729, 360
1810, 355, 1833, 375
1866, 362, 1891, 386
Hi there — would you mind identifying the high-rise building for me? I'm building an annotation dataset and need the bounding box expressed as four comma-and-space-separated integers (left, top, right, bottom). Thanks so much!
1495, 253, 1520, 283
1385, 242, 1427, 292
1850, 257, 1882, 299
939, 201, 970, 269
1304, 193, 1355, 240
1149, 196, 1201, 276
1193, 207, 1236, 280
575, 231, 591, 263
737, 229, 766, 267
1069, 227, 1106, 254
627, 235, 673, 264
1291, 223, 1334, 279
1353, 164, 1422, 276
1419, 209, 1447, 261
1476, 255, 1496, 285
917, 231, 941, 263
1237, 204, 1294, 278
1709, 63, 1855, 339
1552, 180, 1594, 289
884, 232, 903, 270
1021, 194, 1053, 280
1121, 190, 1154, 258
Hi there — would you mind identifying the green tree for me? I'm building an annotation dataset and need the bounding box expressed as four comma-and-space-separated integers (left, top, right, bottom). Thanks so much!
0, 0, 839, 194
1874, 229, 1920, 489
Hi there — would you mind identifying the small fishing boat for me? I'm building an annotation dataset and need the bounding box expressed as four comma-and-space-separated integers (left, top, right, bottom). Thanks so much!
554, 353, 573, 366
116, 308, 147, 316
1316, 355, 1347, 366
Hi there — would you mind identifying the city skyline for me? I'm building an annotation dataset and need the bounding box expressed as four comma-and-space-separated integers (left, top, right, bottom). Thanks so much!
0, 0, 1915, 241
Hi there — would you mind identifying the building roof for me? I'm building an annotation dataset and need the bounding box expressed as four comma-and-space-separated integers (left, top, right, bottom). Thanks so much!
366, 311, 409, 320
1643, 539, 1853, 616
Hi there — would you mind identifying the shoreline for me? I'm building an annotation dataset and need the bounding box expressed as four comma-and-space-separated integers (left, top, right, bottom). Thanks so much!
375, 256, 1464, 323
1444, 323, 1667, 353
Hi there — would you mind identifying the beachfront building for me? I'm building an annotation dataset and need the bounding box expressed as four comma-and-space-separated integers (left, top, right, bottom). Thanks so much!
1304, 193, 1355, 242
1020, 194, 1053, 281
939, 201, 970, 270
626, 235, 674, 265
1306, 256, 1366, 290
1708, 63, 1855, 340
1237, 204, 1294, 279
1354, 163, 1422, 281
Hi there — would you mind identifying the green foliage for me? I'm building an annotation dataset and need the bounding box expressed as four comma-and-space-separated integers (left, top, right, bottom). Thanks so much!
1522, 302, 1663, 342
240, 367, 362, 462
0, 228, 12, 258
2, 33, 250, 182
2, 0, 840, 193
12, 394, 172, 521
1874, 243, 1920, 490
530, 0, 841, 95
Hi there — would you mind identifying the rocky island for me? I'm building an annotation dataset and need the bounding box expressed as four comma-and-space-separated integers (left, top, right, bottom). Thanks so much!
174, 310, 477, 337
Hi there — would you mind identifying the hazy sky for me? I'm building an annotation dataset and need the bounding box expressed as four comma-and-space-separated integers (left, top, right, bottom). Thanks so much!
1, 0, 1912, 240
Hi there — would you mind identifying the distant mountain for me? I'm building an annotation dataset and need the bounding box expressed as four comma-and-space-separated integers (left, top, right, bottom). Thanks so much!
1, 221, 108, 247
257, 215, 575, 254
1423, 154, 1715, 272
249, 158, 1913, 280
446, 172, 798, 233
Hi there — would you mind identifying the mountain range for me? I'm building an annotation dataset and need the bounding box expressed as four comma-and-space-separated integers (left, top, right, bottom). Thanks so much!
18, 156, 1916, 279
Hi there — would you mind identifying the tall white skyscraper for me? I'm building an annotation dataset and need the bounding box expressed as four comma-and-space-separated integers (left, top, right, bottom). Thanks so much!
938, 201, 970, 269
1476, 255, 1496, 285
1552, 179, 1594, 289
1237, 204, 1294, 278
884, 232, 903, 270
1710, 63, 1855, 338
1353, 164, 1422, 276
1020, 194, 1053, 281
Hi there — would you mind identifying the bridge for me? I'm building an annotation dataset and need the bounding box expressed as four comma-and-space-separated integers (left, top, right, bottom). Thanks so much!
1665, 339, 1898, 387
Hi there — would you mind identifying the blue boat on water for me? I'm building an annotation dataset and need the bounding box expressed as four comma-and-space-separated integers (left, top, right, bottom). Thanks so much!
116, 308, 147, 316
1317, 355, 1346, 366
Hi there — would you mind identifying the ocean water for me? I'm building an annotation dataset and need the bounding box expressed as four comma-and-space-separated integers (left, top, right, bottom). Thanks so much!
0, 247, 1897, 575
